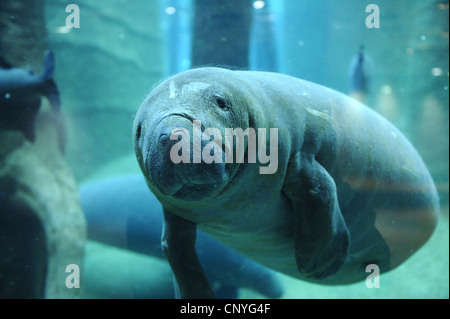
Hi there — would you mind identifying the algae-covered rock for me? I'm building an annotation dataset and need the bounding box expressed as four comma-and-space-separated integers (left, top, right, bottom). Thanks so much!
0, 0, 86, 298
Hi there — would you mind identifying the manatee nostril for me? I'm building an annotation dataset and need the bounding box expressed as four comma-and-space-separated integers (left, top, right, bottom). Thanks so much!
159, 133, 175, 152
159, 133, 169, 144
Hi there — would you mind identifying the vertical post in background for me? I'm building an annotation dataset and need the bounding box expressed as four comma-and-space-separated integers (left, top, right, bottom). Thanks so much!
249, 0, 280, 72
191, 0, 253, 69
160, 0, 193, 75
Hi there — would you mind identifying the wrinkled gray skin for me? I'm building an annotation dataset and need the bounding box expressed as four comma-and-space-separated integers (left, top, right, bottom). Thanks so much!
133, 67, 439, 298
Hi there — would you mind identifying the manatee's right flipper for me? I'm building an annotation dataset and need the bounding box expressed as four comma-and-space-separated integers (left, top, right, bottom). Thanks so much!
283, 154, 350, 279
161, 208, 214, 299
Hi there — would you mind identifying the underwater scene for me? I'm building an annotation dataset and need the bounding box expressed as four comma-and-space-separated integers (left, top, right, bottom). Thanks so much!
0, 0, 448, 300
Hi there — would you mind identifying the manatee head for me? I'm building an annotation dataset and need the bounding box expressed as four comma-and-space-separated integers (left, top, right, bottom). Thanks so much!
133, 68, 255, 202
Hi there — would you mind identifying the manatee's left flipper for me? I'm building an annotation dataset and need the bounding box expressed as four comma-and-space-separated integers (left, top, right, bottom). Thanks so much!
161, 208, 215, 299
283, 154, 350, 279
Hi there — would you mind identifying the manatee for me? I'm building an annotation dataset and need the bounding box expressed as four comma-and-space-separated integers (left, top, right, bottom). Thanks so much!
133, 67, 439, 298
0, 51, 60, 142
79, 174, 284, 299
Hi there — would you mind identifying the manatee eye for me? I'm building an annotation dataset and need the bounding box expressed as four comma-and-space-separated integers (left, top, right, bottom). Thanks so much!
136, 123, 142, 141
215, 96, 227, 109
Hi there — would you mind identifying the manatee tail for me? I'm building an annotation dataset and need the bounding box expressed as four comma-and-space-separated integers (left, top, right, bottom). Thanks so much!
41, 51, 61, 120
350, 46, 366, 92
348, 45, 373, 103
42, 50, 55, 80
41, 50, 65, 152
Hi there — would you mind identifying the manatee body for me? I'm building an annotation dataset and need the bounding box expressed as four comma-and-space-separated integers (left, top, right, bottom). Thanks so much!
133, 67, 439, 298
79, 174, 284, 299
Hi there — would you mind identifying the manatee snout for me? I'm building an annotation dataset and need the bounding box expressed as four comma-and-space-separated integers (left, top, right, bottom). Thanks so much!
136, 115, 229, 200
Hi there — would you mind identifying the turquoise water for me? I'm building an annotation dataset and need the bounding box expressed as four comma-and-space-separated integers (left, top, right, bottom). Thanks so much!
1, 0, 448, 298
81, 156, 449, 299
